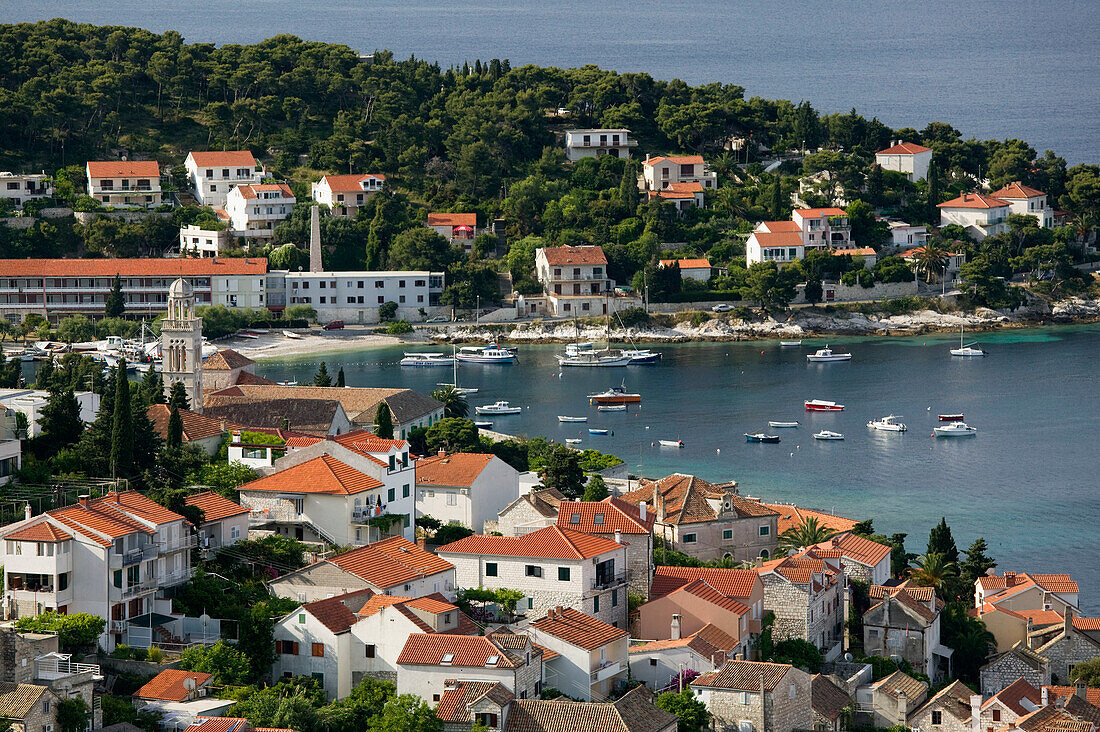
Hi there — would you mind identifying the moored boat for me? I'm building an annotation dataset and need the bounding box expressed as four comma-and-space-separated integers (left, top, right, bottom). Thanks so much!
588, 385, 641, 404
622, 348, 662, 363
597, 404, 627, 412
475, 401, 523, 415
868, 415, 907, 432
768, 421, 799, 428
805, 399, 845, 411
938, 413, 964, 422
400, 352, 454, 367
780, 340, 802, 347
813, 430, 845, 440
807, 345, 852, 362
934, 421, 978, 437
588, 428, 613, 436
556, 350, 631, 367
474, 421, 494, 429
950, 325, 985, 357
456, 344, 517, 363
745, 433, 781, 443
282, 330, 302, 339
557, 415, 588, 423
658, 439, 684, 448
565, 438, 583, 445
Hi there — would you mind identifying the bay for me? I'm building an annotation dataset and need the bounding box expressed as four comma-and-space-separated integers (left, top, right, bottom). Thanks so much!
10, 0, 1099, 164
259, 324, 1100, 612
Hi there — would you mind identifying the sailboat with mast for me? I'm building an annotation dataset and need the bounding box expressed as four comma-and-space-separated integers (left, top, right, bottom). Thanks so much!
555, 300, 630, 367
949, 325, 985, 357
437, 346, 479, 393
616, 313, 662, 363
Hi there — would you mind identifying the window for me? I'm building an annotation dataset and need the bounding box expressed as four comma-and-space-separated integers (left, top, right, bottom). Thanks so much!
230, 525, 240, 539
388, 487, 395, 502
441, 653, 454, 665
312, 643, 325, 657
525, 565, 543, 578
932, 711, 942, 725
649, 658, 658, 667
789, 684, 796, 699
298, 613, 306, 624
741, 692, 751, 705
558, 567, 570, 581
570, 513, 581, 525
612, 589, 618, 606
485, 562, 498, 577
593, 513, 605, 525
593, 594, 600, 613
723, 529, 733, 540
485, 655, 499, 667
475, 714, 498, 728
992, 710, 1001, 722
403, 484, 410, 498
683, 533, 697, 544
311, 672, 323, 684
365, 644, 376, 658
759, 525, 770, 536
43, 700, 50, 714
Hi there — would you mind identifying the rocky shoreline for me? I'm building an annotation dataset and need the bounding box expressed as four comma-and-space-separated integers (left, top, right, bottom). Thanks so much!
431, 297, 1100, 344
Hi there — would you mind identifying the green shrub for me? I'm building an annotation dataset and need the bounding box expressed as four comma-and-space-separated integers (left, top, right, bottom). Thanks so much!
386, 320, 413, 335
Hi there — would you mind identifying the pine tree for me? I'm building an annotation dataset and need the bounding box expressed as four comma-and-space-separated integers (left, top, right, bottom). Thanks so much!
313, 362, 331, 387
927, 517, 959, 566
959, 538, 997, 585
34, 354, 55, 389
142, 363, 164, 404
373, 402, 393, 439
167, 406, 183, 449
771, 174, 785, 220
335, 367, 345, 388
168, 380, 190, 410
105, 274, 125, 318
0, 355, 21, 389
110, 359, 133, 478
38, 387, 84, 455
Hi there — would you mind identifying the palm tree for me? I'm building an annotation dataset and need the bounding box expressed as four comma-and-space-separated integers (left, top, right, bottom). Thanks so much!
914, 242, 949, 284
1074, 213, 1095, 258
776, 516, 836, 554
908, 551, 958, 592
714, 186, 747, 218
429, 385, 468, 419
710, 152, 739, 184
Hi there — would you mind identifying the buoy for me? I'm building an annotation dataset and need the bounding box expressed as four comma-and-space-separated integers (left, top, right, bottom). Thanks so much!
716, 448, 721, 454
645, 425, 650, 430
761, 350, 765, 354
651, 442, 655, 447
790, 452, 794, 457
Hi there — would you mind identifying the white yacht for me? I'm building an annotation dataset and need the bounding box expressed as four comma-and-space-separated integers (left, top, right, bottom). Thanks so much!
807, 345, 852, 362
950, 326, 985, 357
868, 415, 907, 432
400, 352, 454, 367
475, 401, 523, 415
456, 344, 517, 363
813, 430, 845, 440
934, 421, 978, 437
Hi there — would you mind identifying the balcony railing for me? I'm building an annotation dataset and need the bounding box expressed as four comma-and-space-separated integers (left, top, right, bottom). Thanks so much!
590, 660, 626, 683
35, 656, 101, 680
109, 620, 127, 633
121, 580, 158, 599
160, 535, 197, 553
159, 569, 192, 586
351, 505, 389, 522
591, 571, 630, 591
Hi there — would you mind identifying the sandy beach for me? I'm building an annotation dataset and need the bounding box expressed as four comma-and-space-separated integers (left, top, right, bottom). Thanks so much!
220, 329, 409, 360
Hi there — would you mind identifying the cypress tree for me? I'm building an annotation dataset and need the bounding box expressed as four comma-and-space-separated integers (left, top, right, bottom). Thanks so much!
168, 380, 190, 410
34, 355, 55, 389
336, 367, 345, 388
771, 174, 785, 220
313, 362, 331, 387
105, 274, 125, 318
0, 355, 21, 389
110, 359, 133, 478
38, 387, 84, 455
373, 402, 393, 439
927, 517, 959, 566
167, 405, 183, 449
926, 158, 943, 220
142, 363, 165, 404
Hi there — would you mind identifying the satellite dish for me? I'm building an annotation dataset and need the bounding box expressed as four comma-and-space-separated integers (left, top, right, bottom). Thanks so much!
844, 653, 854, 662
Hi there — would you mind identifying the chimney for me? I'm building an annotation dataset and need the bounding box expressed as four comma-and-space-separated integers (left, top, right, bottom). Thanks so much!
438, 449, 447, 457
416, 537, 428, 550
734, 652, 744, 661
1041, 687, 1049, 707
646, 153, 651, 163
896, 691, 908, 726
756, 556, 763, 568
309, 204, 323, 273
831, 536, 840, 548
671, 614, 682, 640
970, 695, 982, 732
615, 529, 622, 545
233, 430, 242, 442
78, 494, 90, 508
1064, 606, 1074, 636
1075, 680, 1087, 701
639, 502, 646, 521
1005, 571, 1017, 587
24, 504, 31, 521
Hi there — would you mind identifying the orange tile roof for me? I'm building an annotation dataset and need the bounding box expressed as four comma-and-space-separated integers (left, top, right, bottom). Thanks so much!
328, 536, 454, 590
620, 473, 774, 525
752, 231, 804, 247
416, 452, 494, 487
188, 151, 258, 168
236, 183, 294, 200
795, 207, 847, 218
651, 566, 760, 601
938, 193, 1010, 209
238, 455, 384, 495
870, 585, 935, 603
809, 532, 892, 567
1073, 617, 1100, 631
87, 160, 161, 178
4, 521, 73, 542
758, 502, 858, 535
531, 607, 628, 650
983, 678, 1042, 715
693, 660, 792, 691
556, 497, 655, 535
540, 245, 608, 266
397, 633, 518, 667
645, 155, 706, 167
981, 573, 1079, 596
355, 594, 413, 618
203, 349, 254, 370
184, 491, 248, 523
186, 718, 245, 732
437, 525, 622, 560
147, 404, 228, 443
300, 588, 375, 633
759, 220, 802, 233
321, 173, 386, 192
833, 247, 876, 256
660, 259, 711, 270
0, 258, 267, 277
678, 579, 751, 616
991, 181, 1045, 199
133, 669, 212, 702
630, 622, 739, 661
427, 213, 477, 227
436, 681, 515, 723
1046, 686, 1100, 707
334, 430, 406, 452
404, 596, 458, 614
877, 142, 932, 155
43, 491, 184, 546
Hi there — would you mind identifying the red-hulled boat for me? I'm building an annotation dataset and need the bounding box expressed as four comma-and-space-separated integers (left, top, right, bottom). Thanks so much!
938, 413, 964, 422
805, 399, 845, 411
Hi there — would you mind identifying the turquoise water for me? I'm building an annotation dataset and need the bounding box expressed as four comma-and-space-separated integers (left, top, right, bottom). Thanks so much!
261, 324, 1100, 611
10, 0, 1099, 164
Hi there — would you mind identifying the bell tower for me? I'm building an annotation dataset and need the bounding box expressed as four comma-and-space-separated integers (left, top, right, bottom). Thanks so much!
161, 277, 204, 412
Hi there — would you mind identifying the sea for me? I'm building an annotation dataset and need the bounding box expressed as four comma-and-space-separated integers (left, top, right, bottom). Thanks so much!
256, 325, 1100, 612
9, 0, 1099, 164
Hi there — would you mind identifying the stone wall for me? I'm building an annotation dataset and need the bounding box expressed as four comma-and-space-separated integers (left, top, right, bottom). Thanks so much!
11, 687, 59, 732
74, 210, 173, 224
595, 531, 651, 596
1035, 630, 1099, 684
979, 652, 1049, 696
0, 630, 58, 684
762, 575, 809, 642
908, 701, 971, 732
704, 686, 766, 732
496, 500, 554, 537
766, 667, 813, 732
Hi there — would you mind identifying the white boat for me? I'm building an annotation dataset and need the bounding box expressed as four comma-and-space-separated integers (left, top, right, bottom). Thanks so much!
813, 430, 845, 440
597, 404, 627, 412
780, 340, 802, 347
282, 330, 302, 340
456, 344, 517, 364
279, 380, 299, 386
934, 421, 978, 437
438, 349, 479, 392
558, 415, 588, 423
807, 345, 852, 362
622, 348, 662, 363
437, 383, 479, 395
868, 415, 907, 432
950, 326, 985, 357
474, 421, 494, 429
237, 331, 260, 339
33, 341, 67, 354
768, 421, 800, 428
400, 352, 454, 367
475, 401, 523, 415
556, 350, 631, 367
805, 399, 845, 411
565, 342, 596, 356
565, 438, 583, 445
658, 439, 684, 448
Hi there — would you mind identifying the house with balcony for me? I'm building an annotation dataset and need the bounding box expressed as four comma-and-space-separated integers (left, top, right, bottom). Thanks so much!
184, 151, 264, 208
86, 161, 164, 208
938, 193, 1011, 241
629, 623, 741, 692
745, 209, 852, 266
690, 659, 814, 732
428, 213, 478, 252
183, 492, 248, 559
564, 129, 638, 162
556, 497, 655, 596
0, 627, 102, 729
898, 246, 965, 282
311, 174, 385, 217
525, 606, 629, 701
268, 535, 456, 604
416, 452, 520, 533
0, 491, 193, 650
886, 220, 929, 248
793, 208, 851, 248
224, 184, 295, 243
640, 155, 717, 192
991, 182, 1055, 228
874, 142, 933, 182
755, 548, 844, 660
179, 222, 232, 258
534, 245, 615, 317
436, 525, 630, 628
0, 172, 52, 207
396, 632, 543, 703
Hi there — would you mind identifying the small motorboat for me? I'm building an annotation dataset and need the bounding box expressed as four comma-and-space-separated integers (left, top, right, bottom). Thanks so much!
558, 415, 588, 423
475, 401, 523, 415
400, 352, 454, 367
805, 399, 845, 411
950, 326, 985, 357
279, 380, 299, 386
768, 421, 800, 428
807, 345, 852, 362
474, 421, 494, 429
658, 439, 684, 448
868, 415, 907, 432
745, 433, 781, 443
237, 331, 260, 339
565, 438, 582, 445
588, 428, 613, 436
456, 344, 517, 364
813, 430, 845, 440
623, 349, 662, 363
588, 384, 641, 404
934, 421, 978, 437
780, 340, 803, 347
282, 330, 302, 339
938, 413, 964, 422
597, 404, 627, 412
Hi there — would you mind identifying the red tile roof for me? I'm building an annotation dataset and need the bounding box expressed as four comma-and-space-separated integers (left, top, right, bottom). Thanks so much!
991, 181, 1045, 199
238, 455, 383, 495
557, 497, 655, 534
87, 160, 161, 178
504, 688, 678, 732
1073, 617, 1100, 631
40, 491, 186, 546
328, 536, 453, 589
355, 594, 412, 618
0, 258, 267, 277
320, 173, 386, 192
416, 452, 494, 487
980, 573, 1079, 596
427, 213, 477, 227
438, 525, 623, 560
651, 566, 760, 601
752, 231, 804, 247
187, 151, 258, 168
147, 404, 229, 443
133, 670, 212, 702
397, 633, 517, 668
184, 491, 248, 523
660, 259, 711, 270
651, 181, 704, 199
795, 207, 847, 218
677, 579, 751, 616
645, 155, 706, 167
983, 678, 1042, 715
833, 247, 876, 256
809, 532, 892, 567
4, 521, 72, 543
185, 718, 246, 732
203, 349, 255, 370
630, 622, 739, 662
299, 588, 375, 633
938, 193, 1010, 209
540, 245, 608, 266
404, 596, 458, 614
870, 585, 935, 603
436, 681, 515, 723
759, 220, 801, 233
1046, 686, 1100, 707
872, 670, 928, 700
693, 660, 792, 691
236, 183, 294, 200
334, 430, 406, 452
757, 502, 858, 535
531, 607, 628, 650
620, 474, 773, 525
877, 142, 932, 155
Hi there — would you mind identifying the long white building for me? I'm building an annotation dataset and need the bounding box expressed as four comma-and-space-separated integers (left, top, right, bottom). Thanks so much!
0, 389, 101, 436
284, 270, 444, 323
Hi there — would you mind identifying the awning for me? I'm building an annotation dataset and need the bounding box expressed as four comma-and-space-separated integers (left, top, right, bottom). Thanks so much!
126, 612, 177, 627
932, 644, 954, 658
453, 225, 473, 232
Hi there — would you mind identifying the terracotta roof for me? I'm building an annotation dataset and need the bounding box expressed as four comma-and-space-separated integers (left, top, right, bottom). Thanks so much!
4, 521, 72, 542
506, 688, 678, 732
938, 193, 1010, 209
984, 679, 1042, 715
0, 683, 49, 719
621, 473, 759, 525
320, 173, 386, 192
188, 151, 258, 168
539, 245, 608, 266
42, 491, 185, 547
404, 596, 458, 614
509, 488, 567, 519
914, 680, 972, 722
1073, 617, 1100, 631
1046, 686, 1100, 708
660, 259, 711, 270
397, 633, 517, 668
1019, 609, 1067, 627
328, 536, 453, 590
812, 674, 851, 720
795, 207, 847, 218
0, 258, 267, 277
759, 220, 802, 233
676, 579, 751, 616
438, 525, 622, 560
184, 491, 248, 523
238, 455, 383, 495
752, 231, 805, 247
809, 532, 892, 567
235, 183, 294, 200
531, 607, 628, 650
234, 370, 278, 386
756, 550, 839, 589
416, 452, 494, 487
833, 247, 876, 256
645, 155, 706, 167
133, 670, 213, 702
355, 594, 412, 618
898, 246, 964, 260
147, 404, 228, 443
427, 212, 477, 227
693, 660, 792, 691
203, 349, 254, 370
436, 681, 515, 723
299, 588, 375, 633
629, 622, 739, 660
870, 585, 935, 603
651, 567, 759, 601
204, 385, 441, 426
651, 181, 704, 199
334, 430, 406, 453
991, 181, 1045, 199
758, 502, 858, 535
557, 497, 655, 534
1015, 703, 1099, 732
87, 160, 161, 178
872, 670, 928, 700
981, 573, 1079, 597
876, 142, 932, 155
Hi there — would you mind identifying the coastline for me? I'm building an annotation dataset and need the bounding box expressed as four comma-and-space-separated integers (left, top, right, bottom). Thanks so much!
222, 330, 404, 360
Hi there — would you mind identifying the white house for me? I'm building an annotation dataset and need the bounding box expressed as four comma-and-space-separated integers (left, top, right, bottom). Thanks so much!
525, 606, 630, 701
628, 623, 740, 692
793, 208, 851, 248
283, 270, 444, 324
415, 451, 520, 532
745, 226, 806, 266
311, 174, 385, 217
534, 245, 614, 317
183, 492, 249, 559
132, 669, 234, 731
886, 220, 928, 248
0, 491, 193, 650
0, 423, 19, 486
436, 525, 630, 628
745, 208, 852, 266
659, 259, 712, 282
640, 155, 717, 192
0, 172, 52, 207
184, 151, 264, 208
427, 213, 477, 252
0, 389, 100, 437
224, 183, 295, 242
86, 160, 163, 208
397, 632, 543, 704
937, 193, 1011, 241
991, 182, 1054, 228
564, 129, 638, 162
178, 224, 231, 258
875, 142, 933, 182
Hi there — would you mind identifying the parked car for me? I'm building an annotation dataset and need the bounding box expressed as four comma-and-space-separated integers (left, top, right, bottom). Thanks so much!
322, 320, 345, 330
712, 304, 734, 312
